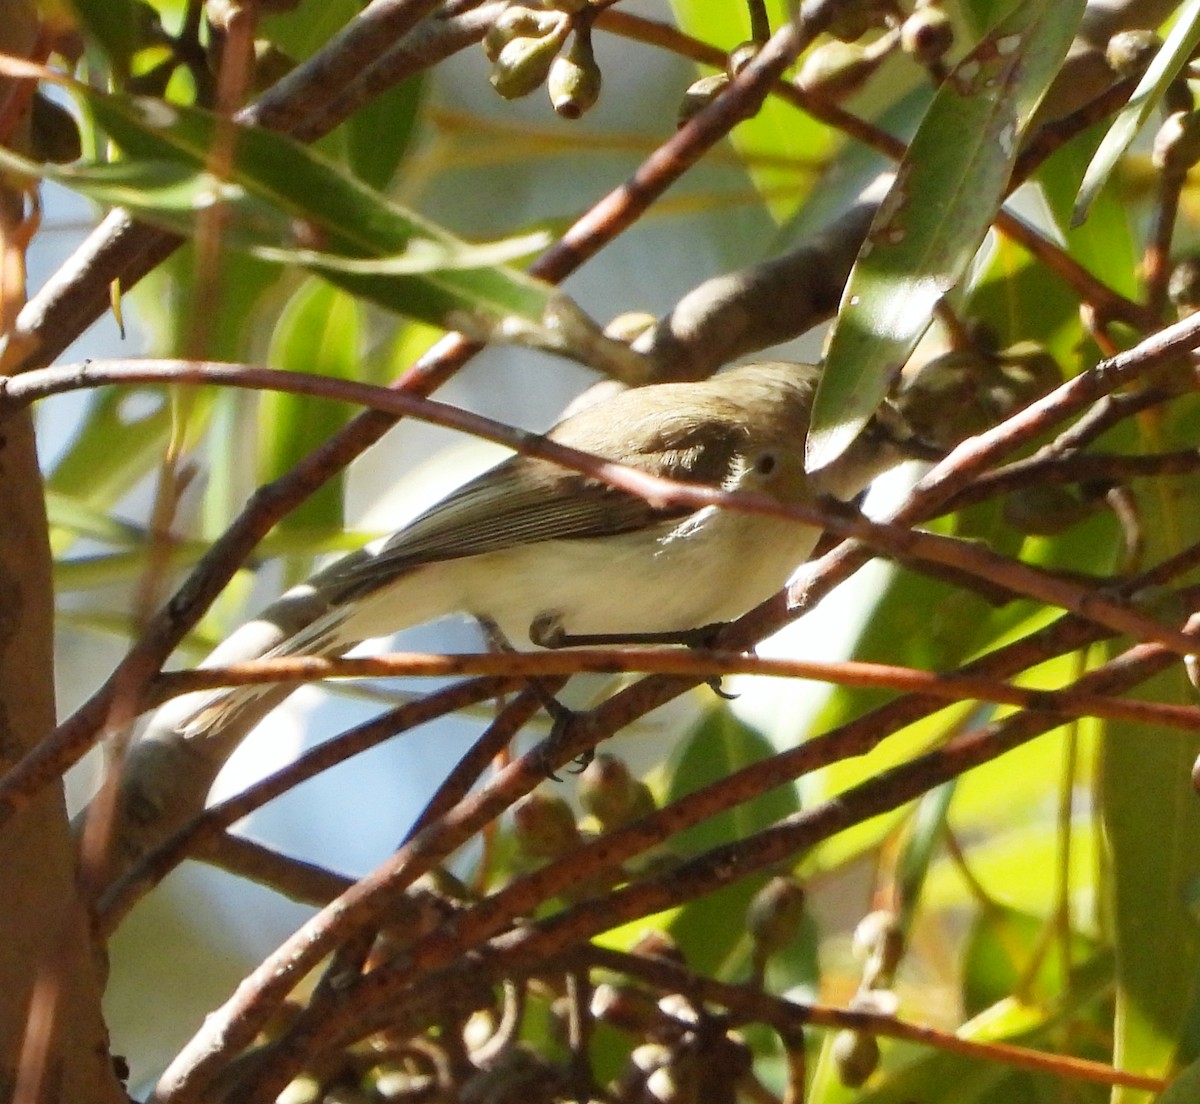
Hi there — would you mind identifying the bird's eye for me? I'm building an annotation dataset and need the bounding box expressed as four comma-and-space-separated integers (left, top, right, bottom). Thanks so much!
754, 451, 778, 476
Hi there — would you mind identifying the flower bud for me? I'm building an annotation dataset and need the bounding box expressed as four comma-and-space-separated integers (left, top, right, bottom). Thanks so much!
727, 40, 759, 76
548, 25, 602, 118
1106, 29, 1160, 79
798, 41, 876, 99
578, 753, 655, 828
746, 876, 807, 957
826, 0, 889, 42
901, 7, 953, 66
483, 5, 566, 63
1153, 110, 1200, 176
853, 908, 903, 988
488, 16, 571, 100
832, 1028, 880, 1087
512, 790, 581, 858
677, 73, 728, 128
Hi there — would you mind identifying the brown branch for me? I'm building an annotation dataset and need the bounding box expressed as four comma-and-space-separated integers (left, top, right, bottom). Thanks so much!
142, 575, 1180, 1101
198, 832, 354, 908
148, 649, 1200, 735
237, 642, 1177, 1091
93, 675, 521, 932
1, 12, 818, 839
583, 947, 1166, 1093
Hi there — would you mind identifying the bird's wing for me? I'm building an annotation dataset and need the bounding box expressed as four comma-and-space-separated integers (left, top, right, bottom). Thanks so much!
318, 398, 749, 605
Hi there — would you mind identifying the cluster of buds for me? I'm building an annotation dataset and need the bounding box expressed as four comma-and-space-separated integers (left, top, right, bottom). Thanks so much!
797, 0, 953, 102
510, 754, 659, 897
593, 933, 752, 1104
892, 340, 1062, 452
829, 909, 906, 1087
484, 1, 602, 119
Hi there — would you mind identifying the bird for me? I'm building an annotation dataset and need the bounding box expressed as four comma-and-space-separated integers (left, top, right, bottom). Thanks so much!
143, 361, 915, 744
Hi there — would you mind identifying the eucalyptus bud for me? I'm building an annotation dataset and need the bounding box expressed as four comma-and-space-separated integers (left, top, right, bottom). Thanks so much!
852, 909, 903, 989
483, 5, 566, 63
677, 73, 729, 128
512, 790, 581, 859
831, 1029, 880, 1087
798, 41, 876, 99
900, 6, 953, 66
826, 0, 889, 42
1153, 111, 1200, 177
488, 15, 571, 99
746, 876, 807, 957
578, 753, 655, 828
548, 24, 602, 118
1169, 256, 1200, 316
727, 40, 759, 76
1106, 29, 1160, 79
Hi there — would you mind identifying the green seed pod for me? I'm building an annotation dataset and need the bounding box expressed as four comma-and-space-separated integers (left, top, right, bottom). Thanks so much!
798, 40, 876, 99
677, 72, 729, 128
900, 6, 953, 66
488, 17, 570, 99
548, 24, 602, 118
1153, 110, 1200, 176
1106, 28, 1161, 78
746, 876, 807, 957
832, 1029, 880, 1088
512, 790, 581, 858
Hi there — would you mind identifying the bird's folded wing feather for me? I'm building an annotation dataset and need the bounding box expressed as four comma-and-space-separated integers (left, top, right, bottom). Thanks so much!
319, 402, 749, 605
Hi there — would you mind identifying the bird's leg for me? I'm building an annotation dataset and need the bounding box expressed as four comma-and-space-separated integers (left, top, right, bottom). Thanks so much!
476, 616, 589, 774
529, 614, 738, 701
529, 613, 728, 650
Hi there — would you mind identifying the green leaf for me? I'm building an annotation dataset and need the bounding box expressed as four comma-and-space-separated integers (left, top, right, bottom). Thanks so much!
259, 280, 361, 543
45, 386, 179, 554
65, 0, 140, 72
0, 75, 636, 372
1102, 395, 1200, 1102
343, 75, 424, 191
808, 0, 1086, 470
667, 0, 832, 223
662, 706, 801, 974
1158, 1057, 1200, 1104
1073, 0, 1200, 225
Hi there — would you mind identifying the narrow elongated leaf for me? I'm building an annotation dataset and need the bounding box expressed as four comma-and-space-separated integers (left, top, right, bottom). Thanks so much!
0, 69, 637, 372
1073, 0, 1200, 225
259, 281, 360, 541
808, 0, 1085, 471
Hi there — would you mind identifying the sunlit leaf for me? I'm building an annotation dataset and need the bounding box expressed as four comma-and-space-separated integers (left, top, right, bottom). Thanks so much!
1073, 0, 1200, 225
809, 0, 1086, 470
0, 68, 638, 373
